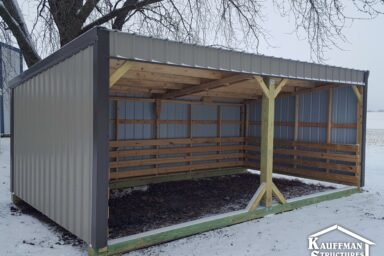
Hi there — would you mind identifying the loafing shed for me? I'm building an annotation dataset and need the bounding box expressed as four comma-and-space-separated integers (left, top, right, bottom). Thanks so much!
9, 27, 368, 255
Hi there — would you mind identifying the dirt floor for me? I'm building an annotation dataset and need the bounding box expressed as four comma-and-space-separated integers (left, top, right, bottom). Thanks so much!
108, 172, 335, 239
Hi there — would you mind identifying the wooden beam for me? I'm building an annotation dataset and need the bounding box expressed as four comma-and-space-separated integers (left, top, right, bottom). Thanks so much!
194, 90, 260, 100
246, 182, 266, 211
254, 78, 287, 207
274, 79, 288, 98
123, 70, 202, 85
109, 61, 133, 88
123, 60, 225, 79
160, 74, 255, 99
260, 78, 276, 207
109, 168, 247, 189
272, 182, 286, 204
352, 86, 363, 104
110, 161, 244, 179
255, 76, 270, 97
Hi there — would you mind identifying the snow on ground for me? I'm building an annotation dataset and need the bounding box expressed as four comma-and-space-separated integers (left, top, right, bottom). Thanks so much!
0, 139, 86, 256
0, 112, 383, 256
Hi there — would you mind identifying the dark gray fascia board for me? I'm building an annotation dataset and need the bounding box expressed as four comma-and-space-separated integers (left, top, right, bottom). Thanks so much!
8, 27, 104, 88
91, 28, 110, 250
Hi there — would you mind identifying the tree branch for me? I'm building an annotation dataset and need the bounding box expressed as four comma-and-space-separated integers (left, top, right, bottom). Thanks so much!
0, 2, 41, 66
81, 0, 163, 32
77, 0, 100, 22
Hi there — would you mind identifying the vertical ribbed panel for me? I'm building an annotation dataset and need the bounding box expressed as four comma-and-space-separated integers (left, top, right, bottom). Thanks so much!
247, 101, 261, 137
160, 102, 188, 138
275, 96, 295, 140
13, 46, 94, 244
299, 90, 328, 143
332, 86, 357, 144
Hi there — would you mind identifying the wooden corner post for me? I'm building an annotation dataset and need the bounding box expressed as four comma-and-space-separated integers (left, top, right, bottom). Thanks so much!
248, 77, 287, 210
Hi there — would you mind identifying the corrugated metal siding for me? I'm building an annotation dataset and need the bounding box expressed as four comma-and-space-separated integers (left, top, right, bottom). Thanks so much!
298, 90, 328, 143
275, 96, 295, 140
247, 87, 357, 145
110, 99, 242, 172
0, 45, 22, 134
332, 86, 357, 144
13, 46, 94, 244
247, 101, 261, 137
109, 31, 366, 86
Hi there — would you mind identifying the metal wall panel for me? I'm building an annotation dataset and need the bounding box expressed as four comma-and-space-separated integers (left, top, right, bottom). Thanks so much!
13, 46, 94, 244
298, 90, 328, 143
109, 31, 366, 86
0, 44, 22, 135
247, 101, 261, 137
247, 87, 357, 145
275, 96, 295, 140
331, 86, 357, 144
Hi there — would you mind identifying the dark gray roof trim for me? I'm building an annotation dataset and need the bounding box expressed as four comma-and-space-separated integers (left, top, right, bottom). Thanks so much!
9, 27, 102, 88
110, 31, 368, 86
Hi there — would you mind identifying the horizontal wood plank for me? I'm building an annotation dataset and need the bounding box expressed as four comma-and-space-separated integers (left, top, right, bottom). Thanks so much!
110, 144, 244, 158
110, 137, 244, 147
110, 153, 244, 168
110, 161, 244, 179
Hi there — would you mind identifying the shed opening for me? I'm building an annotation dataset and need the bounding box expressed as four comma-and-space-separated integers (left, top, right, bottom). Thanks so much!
107, 58, 363, 241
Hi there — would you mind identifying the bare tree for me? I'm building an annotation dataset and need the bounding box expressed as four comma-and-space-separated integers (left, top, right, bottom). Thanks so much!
0, 0, 383, 67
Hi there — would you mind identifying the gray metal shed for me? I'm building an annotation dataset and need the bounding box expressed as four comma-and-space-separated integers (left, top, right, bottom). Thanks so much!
9, 27, 368, 255
0, 42, 22, 136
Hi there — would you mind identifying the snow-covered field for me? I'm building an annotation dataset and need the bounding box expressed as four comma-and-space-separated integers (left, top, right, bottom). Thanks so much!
1, 112, 383, 256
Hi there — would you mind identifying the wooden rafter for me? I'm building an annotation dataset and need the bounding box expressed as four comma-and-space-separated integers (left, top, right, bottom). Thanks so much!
109, 61, 133, 88
160, 74, 255, 99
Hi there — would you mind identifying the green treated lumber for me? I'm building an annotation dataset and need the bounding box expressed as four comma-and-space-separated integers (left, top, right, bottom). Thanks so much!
11, 193, 23, 206
109, 168, 247, 189
260, 79, 275, 207
259, 78, 287, 207
88, 247, 108, 256
272, 182, 287, 204
107, 187, 360, 255
246, 182, 266, 211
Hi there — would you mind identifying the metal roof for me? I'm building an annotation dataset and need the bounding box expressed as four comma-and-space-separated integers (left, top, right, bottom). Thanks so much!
10, 27, 369, 88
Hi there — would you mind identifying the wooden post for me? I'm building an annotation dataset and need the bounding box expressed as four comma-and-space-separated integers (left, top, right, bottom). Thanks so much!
260, 78, 276, 207
293, 92, 299, 169
217, 105, 222, 165
155, 100, 162, 175
354, 87, 363, 184
249, 77, 288, 209
326, 88, 333, 173
188, 104, 192, 171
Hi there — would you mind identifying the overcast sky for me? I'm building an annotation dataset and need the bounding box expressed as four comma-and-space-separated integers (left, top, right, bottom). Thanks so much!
257, 3, 384, 111
17, 1, 384, 110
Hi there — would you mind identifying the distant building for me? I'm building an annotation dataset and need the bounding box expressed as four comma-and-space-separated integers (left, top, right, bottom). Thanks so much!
0, 43, 23, 136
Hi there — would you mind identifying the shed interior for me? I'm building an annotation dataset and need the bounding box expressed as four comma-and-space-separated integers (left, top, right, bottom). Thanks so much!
107, 58, 363, 238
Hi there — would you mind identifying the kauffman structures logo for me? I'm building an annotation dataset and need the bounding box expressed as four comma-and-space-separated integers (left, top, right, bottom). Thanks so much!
308, 225, 374, 256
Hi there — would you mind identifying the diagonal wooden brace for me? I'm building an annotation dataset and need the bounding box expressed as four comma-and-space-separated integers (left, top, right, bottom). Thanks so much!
272, 182, 286, 204
246, 182, 266, 211
109, 61, 133, 88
